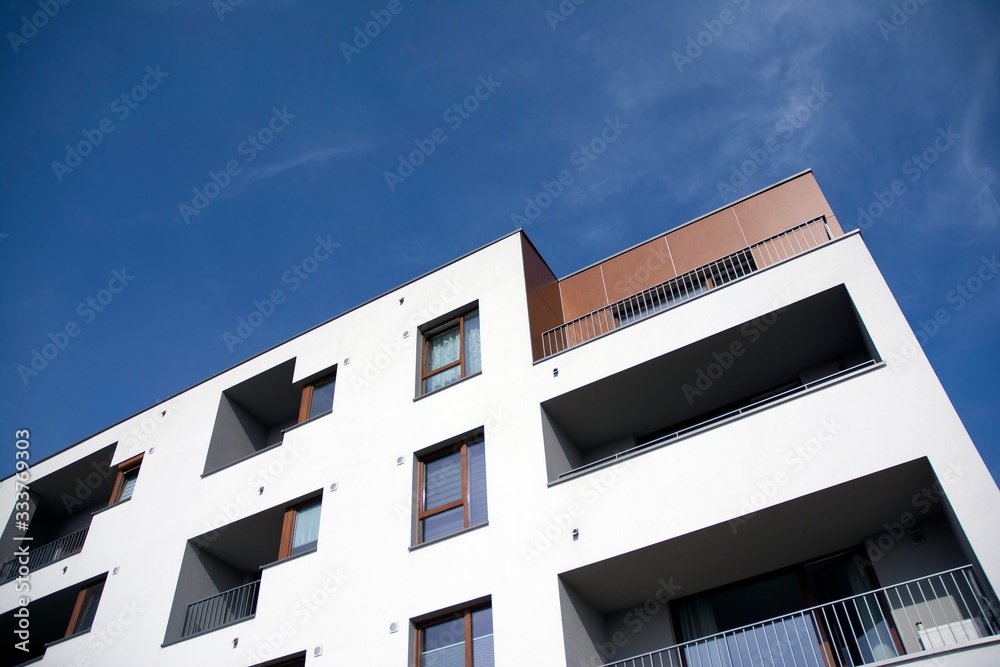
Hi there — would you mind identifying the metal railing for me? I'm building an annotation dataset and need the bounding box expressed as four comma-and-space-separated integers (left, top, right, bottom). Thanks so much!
0, 527, 89, 584
181, 579, 260, 638
560, 359, 878, 479
604, 565, 1000, 667
541, 216, 833, 358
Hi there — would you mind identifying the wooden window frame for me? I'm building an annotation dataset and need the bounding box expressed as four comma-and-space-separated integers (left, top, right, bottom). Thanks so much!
415, 603, 490, 667
108, 453, 143, 506
278, 497, 322, 560
419, 308, 478, 395
417, 436, 484, 543
297, 371, 337, 423
65, 579, 105, 637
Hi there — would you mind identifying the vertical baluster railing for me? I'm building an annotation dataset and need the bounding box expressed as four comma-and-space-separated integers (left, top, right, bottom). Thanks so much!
182, 579, 260, 638
602, 566, 997, 667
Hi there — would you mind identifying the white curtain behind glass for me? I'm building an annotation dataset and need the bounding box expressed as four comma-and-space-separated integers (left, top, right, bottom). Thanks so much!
464, 311, 481, 375
293, 502, 321, 551
427, 327, 460, 371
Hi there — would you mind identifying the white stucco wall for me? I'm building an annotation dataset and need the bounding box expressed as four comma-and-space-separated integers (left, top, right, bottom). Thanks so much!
1, 230, 998, 667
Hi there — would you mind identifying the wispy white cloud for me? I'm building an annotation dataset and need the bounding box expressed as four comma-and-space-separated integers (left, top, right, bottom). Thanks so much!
244, 143, 369, 184
957, 50, 1000, 234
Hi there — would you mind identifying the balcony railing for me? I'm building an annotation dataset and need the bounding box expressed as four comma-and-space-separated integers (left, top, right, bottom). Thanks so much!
181, 579, 260, 638
604, 565, 1000, 667
541, 216, 834, 358
0, 527, 89, 584
559, 358, 878, 479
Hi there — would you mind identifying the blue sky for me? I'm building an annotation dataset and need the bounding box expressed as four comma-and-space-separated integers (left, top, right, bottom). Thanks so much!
1, 1, 998, 483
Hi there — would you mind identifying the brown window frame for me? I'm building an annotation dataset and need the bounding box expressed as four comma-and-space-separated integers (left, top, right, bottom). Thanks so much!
419, 308, 479, 395
278, 497, 322, 560
108, 453, 143, 506
415, 603, 491, 667
65, 579, 105, 637
416, 435, 486, 544
297, 371, 337, 423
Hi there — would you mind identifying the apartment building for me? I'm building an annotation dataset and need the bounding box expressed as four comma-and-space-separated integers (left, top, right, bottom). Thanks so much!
2, 170, 999, 667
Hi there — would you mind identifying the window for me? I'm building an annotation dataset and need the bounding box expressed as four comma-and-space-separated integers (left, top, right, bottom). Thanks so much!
65, 579, 105, 637
417, 604, 493, 667
418, 435, 487, 543
298, 372, 336, 422
420, 308, 481, 394
279, 498, 321, 559
109, 454, 142, 505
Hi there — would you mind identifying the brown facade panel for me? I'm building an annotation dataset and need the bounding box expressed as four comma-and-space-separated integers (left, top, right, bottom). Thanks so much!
733, 172, 838, 244
521, 235, 565, 360
559, 266, 608, 321
526, 286, 564, 359
602, 237, 677, 303
665, 208, 746, 275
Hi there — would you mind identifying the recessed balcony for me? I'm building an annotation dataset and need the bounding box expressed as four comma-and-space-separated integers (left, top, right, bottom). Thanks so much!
558, 460, 1000, 667
202, 359, 300, 475
542, 285, 880, 482
162, 490, 321, 644
601, 566, 997, 667
0, 443, 118, 586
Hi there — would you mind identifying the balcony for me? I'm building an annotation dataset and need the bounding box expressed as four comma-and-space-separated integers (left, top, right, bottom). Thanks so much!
0, 574, 108, 665
541, 285, 880, 481
162, 490, 320, 645
181, 580, 260, 638
0, 443, 120, 586
540, 216, 834, 359
558, 460, 1000, 667
604, 566, 999, 667
202, 359, 300, 475
0, 527, 89, 584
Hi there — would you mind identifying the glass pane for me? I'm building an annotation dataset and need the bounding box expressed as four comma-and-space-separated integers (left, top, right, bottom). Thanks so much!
424, 615, 466, 650
424, 451, 461, 509
472, 606, 493, 638
118, 469, 139, 502
74, 581, 105, 634
472, 607, 494, 667
423, 366, 462, 394
423, 643, 466, 667
467, 440, 488, 526
464, 311, 481, 376
422, 506, 464, 542
422, 616, 466, 667
292, 501, 321, 554
308, 376, 336, 419
426, 326, 460, 372
473, 635, 494, 667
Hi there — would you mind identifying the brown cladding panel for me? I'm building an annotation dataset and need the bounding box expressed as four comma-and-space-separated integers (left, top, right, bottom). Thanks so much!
520, 234, 565, 360
559, 266, 608, 321
733, 172, 839, 244
665, 208, 746, 275
826, 214, 844, 236
602, 237, 677, 303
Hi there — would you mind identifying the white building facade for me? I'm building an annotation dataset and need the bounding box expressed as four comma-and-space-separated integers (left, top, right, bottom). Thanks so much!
3, 170, 999, 667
